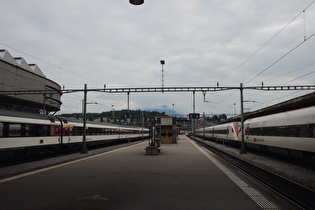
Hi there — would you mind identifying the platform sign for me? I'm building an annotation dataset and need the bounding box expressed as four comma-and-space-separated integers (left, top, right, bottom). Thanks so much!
124, 113, 133, 118
189, 113, 200, 119
156, 124, 161, 132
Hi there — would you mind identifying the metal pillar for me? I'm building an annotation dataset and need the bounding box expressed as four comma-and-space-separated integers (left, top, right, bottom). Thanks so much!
142, 111, 144, 141
203, 112, 205, 140
127, 92, 130, 111
240, 83, 246, 154
193, 91, 196, 135
81, 84, 88, 153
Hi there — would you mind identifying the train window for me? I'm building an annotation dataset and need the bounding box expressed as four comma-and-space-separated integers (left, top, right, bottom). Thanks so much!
288, 126, 296, 137
8, 124, 21, 137
250, 124, 315, 138
73, 127, 83, 136
27, 124, 50, 137
64, 127, 73, 136
250, 128, 262, 135
50, 126, 55, 136
279, 126, 287, 136
25, 124, 30, 136
297, 124, 315, 138
86, 128, 92, 135
0, 123, 3, 137
299, 125, 308, 137
212, 129, 228, 135
264, 127, 277, 136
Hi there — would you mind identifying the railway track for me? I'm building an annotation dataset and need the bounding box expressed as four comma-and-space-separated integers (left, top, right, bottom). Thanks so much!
189, 136, 315, 210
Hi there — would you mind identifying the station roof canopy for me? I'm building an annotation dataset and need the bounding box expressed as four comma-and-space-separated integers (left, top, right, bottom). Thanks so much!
0, 49, 18, 66
14, 57, 33, 72
29, 63, 46, 77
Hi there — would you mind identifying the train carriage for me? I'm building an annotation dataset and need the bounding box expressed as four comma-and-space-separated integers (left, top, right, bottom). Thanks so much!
243, 106, 315, 158
196, 106, 315, 163
0, 111, 149, 160
196, 122, 241, 142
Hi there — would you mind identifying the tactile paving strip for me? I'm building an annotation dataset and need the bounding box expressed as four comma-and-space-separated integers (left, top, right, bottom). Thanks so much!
191, 139, 279, 210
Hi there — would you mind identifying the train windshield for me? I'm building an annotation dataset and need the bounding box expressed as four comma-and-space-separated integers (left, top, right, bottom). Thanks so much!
235, 122, 242, 131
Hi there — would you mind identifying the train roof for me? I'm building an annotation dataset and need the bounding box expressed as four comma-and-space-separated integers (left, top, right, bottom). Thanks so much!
245, 106, 315, 127
0, 110, 55, 121
0, 110, 149, 130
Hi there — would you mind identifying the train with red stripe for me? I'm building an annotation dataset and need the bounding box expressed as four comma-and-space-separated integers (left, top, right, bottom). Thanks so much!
0, 110, 149, 160
196, 106, 315, 163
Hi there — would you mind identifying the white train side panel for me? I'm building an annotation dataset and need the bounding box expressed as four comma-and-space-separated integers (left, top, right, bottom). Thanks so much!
243, 106, 315, 153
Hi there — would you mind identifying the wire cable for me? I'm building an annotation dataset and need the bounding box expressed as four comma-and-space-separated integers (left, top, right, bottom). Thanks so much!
246, 30, 315, 85
219, 2, 314, 83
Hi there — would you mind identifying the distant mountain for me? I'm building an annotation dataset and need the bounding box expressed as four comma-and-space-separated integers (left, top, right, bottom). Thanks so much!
144, 108, 181, 117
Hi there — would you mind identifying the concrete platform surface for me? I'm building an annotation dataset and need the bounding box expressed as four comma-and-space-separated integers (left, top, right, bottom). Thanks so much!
0, 136, 281, 209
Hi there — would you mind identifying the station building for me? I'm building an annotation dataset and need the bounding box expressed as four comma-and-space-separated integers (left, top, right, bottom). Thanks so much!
0, 49, 62, 114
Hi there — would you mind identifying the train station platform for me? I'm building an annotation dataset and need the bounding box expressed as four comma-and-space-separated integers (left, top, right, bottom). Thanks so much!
0, 136, 287, 209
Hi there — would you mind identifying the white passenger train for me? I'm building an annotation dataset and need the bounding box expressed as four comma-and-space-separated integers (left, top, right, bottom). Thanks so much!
200, 122, 241, 142
196, 106, 315, 162
0, 111, 149, 160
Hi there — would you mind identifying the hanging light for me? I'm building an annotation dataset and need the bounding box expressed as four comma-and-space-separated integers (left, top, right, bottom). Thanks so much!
129, 0, 144, 5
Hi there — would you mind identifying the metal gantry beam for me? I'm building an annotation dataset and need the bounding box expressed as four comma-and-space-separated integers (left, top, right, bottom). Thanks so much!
1, 85, 314, 95
0, 90, 62, 95
60, 85, 315, 94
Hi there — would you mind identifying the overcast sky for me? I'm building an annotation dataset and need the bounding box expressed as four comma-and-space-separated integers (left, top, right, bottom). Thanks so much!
1, 0, 315, 116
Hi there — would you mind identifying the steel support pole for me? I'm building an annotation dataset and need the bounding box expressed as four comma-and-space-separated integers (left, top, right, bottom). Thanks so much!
193, 91, 196, 135
240, 83, 246, 154
127, 92, 130, 111
203, 112, 205, 140
81, 84, 88, 153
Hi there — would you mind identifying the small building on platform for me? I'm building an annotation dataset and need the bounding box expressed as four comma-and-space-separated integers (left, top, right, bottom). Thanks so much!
157, 116, 177, 144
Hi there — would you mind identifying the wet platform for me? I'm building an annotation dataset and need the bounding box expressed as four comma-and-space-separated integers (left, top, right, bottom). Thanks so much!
0, 136, 287, 209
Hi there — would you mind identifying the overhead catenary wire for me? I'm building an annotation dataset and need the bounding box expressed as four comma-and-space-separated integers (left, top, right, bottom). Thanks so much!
211, 1, 315, 114
282, 70, 315, 85
219, 1, 315, 83
245, 37, 311, 85
245, 1, 315, 85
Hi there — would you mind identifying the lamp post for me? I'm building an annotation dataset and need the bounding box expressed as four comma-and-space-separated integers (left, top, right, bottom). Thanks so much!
112, 105, 115, 124
160, 60, 165, 90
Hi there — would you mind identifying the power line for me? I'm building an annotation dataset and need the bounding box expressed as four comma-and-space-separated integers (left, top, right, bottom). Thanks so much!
246, 30, 315, 85
220, 0, 315, 85
245, 1, 315, 85
219, 1, 313, 83
283, 70, 315, 84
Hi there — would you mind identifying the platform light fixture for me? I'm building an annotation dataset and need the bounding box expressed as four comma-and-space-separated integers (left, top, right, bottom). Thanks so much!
160, 60, 165, 90
130, 0, 144, 5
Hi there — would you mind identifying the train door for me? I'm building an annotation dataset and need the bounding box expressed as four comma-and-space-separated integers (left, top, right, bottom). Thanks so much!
63, 126, 73, 143
245, 124, 250, 142
50, 125, 60, 136
226, 126, 230, 140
